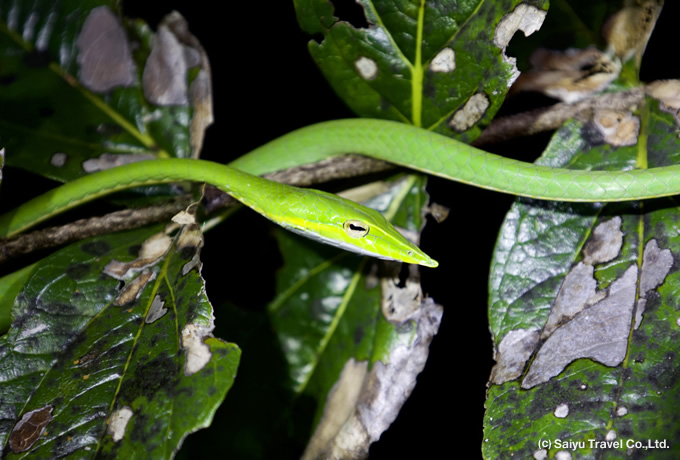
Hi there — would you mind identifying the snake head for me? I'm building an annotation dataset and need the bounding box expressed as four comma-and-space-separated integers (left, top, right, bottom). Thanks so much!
272, 189, 439, 268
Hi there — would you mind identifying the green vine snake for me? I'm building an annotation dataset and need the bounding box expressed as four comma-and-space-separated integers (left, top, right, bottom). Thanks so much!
1, 119, 679, 268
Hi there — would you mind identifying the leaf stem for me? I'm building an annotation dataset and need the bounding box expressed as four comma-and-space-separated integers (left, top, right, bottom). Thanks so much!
411, 0, 426, 127
635, 97, 650, 170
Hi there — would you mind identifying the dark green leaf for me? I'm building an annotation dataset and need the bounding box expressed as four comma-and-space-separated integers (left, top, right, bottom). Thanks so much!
0, 263, 36, 333
0, 1, 208, 183
294, 0, 548, 141
484, 96, 680, 458
269, 175, 442, 457
0, 224, 239, 458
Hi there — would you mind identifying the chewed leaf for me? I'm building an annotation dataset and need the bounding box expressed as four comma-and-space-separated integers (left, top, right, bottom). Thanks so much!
302, 298, 442, 459
268, 174, 442, 457
484, 93, 680, 457
294, 0, 547, 140
0, 225, 240, 458
0, 4, 212, 183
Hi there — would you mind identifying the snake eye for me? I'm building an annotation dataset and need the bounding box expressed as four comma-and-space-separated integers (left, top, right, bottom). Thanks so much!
343, 220, 369, 238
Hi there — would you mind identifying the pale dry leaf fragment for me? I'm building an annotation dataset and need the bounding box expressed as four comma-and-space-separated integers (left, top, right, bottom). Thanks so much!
490, 328, 540, 384
181, 323, 212, 375
303, 298, 442, 459
172, 211, 196, 225
592, 110, 640, 146
449, 93, 490, 131
429, 48, 455, 73
583, 217, 623, 265
380, 263, 423, 323
159, 11, 214, 157
555, 451, 572, 460
426, 202, 450, 224
176, 224, 204, 275
176, 224, 203, 251
639, 239, 673, 295
50, 152, 67, 168
603, 1, 663, 64
533, 449, 548, 460
350, 301, 441, 448
82, 153, 156, 173
647, 80, 680, 110
114, 269, 156, 306
34, 11, 56, 52
511, 48, 620, 102
104, 232, 172, 280
76, 6, 136, 92
188, 68, 213, 156
145, 295, 168, 323
181, 251, 202, 276
634, 298, 647, 331
139, 233, 173, 260
107, 407, 133, 442
9, 405, 53, 453
635, 239, 673, 329
529, 47, 604, 72
542, 262, 605, 339
354, 56, 378, 80
522, 265, 638, 388
302, 359, 368, 460
143, 26, 191, 106
554, 403, 569, 418
647, 80, 680, 130
494, 4, 547, 87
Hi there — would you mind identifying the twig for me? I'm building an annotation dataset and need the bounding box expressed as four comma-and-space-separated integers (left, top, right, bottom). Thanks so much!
473, 88, 644, 146
0, 198, 191, 264
1, 87, 647, 263
0, 155, 393, 263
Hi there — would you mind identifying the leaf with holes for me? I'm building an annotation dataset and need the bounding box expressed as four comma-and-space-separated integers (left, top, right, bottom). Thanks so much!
0, 0, 211, 184
294, 0, 548, 140
483, 93, 680, 458
268, 174, 442, 458
0, 225, 240, 458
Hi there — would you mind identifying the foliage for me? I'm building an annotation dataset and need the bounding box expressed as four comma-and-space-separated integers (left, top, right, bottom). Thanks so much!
0, 1, 678, 459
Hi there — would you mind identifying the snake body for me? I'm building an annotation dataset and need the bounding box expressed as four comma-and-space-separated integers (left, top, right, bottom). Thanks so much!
1, 119, 679, 267
233, 119, 680, 201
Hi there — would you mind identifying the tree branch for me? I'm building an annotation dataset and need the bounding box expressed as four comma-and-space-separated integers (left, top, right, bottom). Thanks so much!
473, 88, 644, 145
0, 87, 649, 264
0, 155, 393, 264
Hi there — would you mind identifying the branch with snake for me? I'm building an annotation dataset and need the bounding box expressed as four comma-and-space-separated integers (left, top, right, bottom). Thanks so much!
1, 119, 678, 268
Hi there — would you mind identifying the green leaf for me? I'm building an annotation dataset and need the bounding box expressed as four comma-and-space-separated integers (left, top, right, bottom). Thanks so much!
483, 96, 680, 458
0, 263, 36, 333
0, 1, 208, 183
0, 224, 240, 458
294, 0, 548, 140
269, 175, 442, 457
